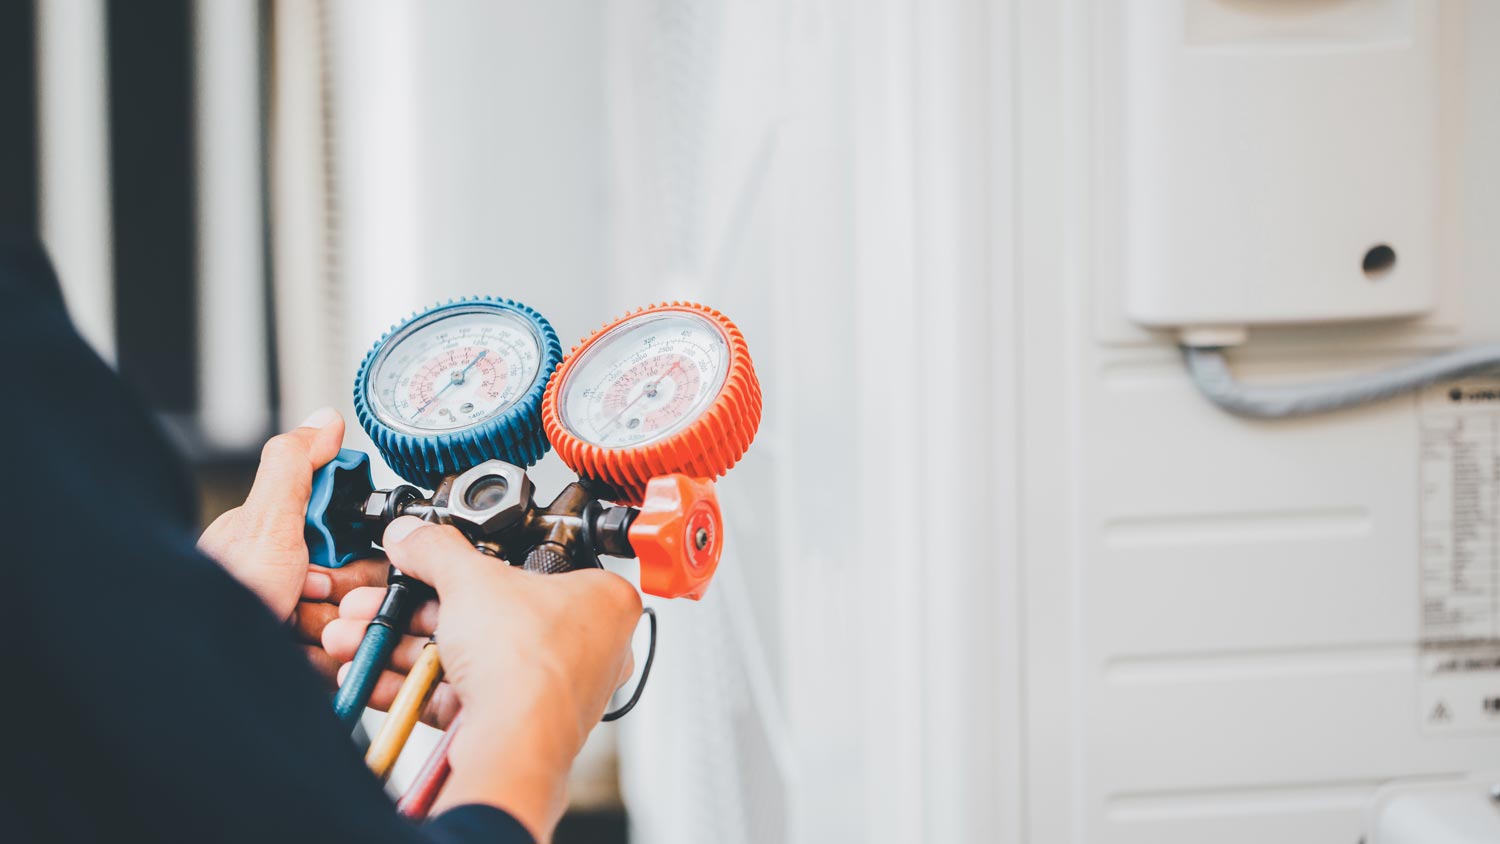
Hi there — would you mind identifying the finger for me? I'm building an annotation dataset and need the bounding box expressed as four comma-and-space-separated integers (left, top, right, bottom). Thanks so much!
417, 680, 460, 729
381, 518, 479, 591
301, 570, 333, 601
342, 632, 432, 675
383, 633, 435, 674
321, 618, 433, 663
337, 588, 439, 635
303, 644, 342, 689
291, 601, 340, 644
408, 600, 440, 635
244, 408, 346, 519
337, 665, 460, 729
322, 618, 378, 662
337, 586, 388, 622
616, 650, 637, 692
576, 569, 644, 626
306, 559, 389, 604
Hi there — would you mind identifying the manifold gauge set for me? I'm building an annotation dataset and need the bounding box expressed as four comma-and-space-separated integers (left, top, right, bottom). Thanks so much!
301, 297, 762, 818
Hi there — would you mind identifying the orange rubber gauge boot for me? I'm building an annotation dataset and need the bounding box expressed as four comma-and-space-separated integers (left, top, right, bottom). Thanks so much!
542, 302, 762, 598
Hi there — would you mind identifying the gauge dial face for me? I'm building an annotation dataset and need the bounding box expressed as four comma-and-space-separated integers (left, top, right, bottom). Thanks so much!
368, 306, 544, 434
559, 311, 730, 448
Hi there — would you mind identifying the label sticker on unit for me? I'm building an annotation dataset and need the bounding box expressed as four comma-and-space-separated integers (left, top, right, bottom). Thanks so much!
1417, 380, 1500, 734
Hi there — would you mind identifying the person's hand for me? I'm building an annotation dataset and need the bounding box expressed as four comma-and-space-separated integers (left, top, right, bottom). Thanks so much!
323, 591, 459, 728
198, 408, 388, 685
285, 557, 389, 688
323, 516, 642, 838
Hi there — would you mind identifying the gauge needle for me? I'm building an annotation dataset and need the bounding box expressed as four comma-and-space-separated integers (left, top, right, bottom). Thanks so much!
415, 350, 487, 417
601, 360, 682, 433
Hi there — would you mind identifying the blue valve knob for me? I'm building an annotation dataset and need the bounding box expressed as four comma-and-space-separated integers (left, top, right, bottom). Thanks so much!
304, 448, 378, 568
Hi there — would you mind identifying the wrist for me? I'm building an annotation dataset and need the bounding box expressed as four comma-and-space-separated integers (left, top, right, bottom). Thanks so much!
441, 716, 574, 839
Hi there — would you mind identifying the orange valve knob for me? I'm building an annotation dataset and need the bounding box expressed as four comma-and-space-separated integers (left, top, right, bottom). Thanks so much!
543, 302, 761, 504
628, 474, 723, 599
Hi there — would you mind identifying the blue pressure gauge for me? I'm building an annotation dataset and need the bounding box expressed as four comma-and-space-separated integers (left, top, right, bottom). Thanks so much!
352, 297, 562, 488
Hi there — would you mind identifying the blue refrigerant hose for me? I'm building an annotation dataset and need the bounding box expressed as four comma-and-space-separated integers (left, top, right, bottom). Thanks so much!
333, 623, 401, 730
331, 576, 429, 731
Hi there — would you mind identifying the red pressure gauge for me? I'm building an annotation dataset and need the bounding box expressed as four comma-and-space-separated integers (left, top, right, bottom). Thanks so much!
542, 302, 762, 598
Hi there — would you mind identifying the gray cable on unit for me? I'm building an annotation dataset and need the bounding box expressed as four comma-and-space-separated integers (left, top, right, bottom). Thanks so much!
1181, 344, 1500, 419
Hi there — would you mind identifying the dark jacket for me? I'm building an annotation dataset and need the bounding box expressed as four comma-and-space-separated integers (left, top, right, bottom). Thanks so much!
0, 230, 529, 843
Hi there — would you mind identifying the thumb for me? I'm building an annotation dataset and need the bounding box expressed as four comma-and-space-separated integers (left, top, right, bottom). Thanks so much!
244, 407, 347, 517
382, 517, 478, 591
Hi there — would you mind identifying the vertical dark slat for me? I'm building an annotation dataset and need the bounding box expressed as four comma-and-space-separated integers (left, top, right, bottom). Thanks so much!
258, 0, 281, 420
108, 0, 198, 412
0, 0, 39, 230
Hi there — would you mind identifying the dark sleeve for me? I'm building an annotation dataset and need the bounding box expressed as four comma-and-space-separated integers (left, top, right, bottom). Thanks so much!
1, 229, 531, 844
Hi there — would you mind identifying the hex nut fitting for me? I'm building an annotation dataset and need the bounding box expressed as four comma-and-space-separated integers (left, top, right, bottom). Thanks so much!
445, 460, 533, 535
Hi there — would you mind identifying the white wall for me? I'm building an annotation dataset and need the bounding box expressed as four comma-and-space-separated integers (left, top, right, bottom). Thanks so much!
612, 0, 1500, 842
607, 1, 1008, 841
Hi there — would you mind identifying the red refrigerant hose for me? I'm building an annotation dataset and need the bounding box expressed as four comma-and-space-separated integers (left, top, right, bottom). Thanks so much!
396, 714, 461, 821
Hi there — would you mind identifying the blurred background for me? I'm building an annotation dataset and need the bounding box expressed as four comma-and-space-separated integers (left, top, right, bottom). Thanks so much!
4, 1, 1500, 842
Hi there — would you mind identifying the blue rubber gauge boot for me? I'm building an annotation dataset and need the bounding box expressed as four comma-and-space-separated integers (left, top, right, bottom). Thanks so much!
353, 297, 562, 489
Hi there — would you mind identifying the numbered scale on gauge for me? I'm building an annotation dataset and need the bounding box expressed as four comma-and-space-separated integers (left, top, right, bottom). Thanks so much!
559, 311, 730, 447
367, 306, 544, 434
